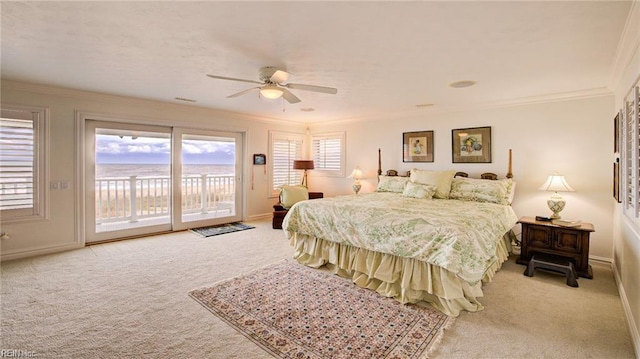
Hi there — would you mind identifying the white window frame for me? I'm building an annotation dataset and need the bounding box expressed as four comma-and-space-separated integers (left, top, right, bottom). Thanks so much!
311, 131, 345, 177
0, 104, 49, 222
621, 85, 640, 222
268, 131, 304, 197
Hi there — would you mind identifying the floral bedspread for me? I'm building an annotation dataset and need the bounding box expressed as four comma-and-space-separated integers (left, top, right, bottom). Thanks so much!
283, 192, 518, 283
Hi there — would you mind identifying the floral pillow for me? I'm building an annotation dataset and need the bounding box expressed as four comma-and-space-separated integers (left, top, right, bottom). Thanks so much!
376, 175, 409, 193
402, 182, 436, 199
449, 177, 511, 205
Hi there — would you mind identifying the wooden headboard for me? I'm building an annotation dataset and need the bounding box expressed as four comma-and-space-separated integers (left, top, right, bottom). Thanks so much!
378, 148, 513, 180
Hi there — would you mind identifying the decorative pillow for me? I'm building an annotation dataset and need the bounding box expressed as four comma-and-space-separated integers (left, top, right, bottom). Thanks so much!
375, 175, 409, 193
402, 182, 436, 199
449, 177, 511, 204
279, 185, 309, 209
409, 169, 456, 199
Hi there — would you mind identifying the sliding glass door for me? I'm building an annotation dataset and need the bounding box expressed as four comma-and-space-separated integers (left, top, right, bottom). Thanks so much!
172, 128, 242, 231
85, 120, 243, 243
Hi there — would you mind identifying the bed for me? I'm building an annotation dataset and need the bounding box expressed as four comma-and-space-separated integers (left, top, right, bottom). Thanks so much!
282, 149, 518, 317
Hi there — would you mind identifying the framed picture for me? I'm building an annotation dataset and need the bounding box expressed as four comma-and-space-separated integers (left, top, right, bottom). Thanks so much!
253, 153, 266, 165
614, 159, 621, 203
451, 126, 491, 163
614, 112, 620, 153
403, 131, 434, 162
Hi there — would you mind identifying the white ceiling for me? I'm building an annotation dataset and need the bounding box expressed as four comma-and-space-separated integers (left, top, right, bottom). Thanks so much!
1, 1, 633, 123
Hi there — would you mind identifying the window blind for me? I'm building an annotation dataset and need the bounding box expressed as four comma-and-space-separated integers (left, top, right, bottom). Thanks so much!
270, 134, 303, 195
0, 117, 36, 211
311, 132, 345, 177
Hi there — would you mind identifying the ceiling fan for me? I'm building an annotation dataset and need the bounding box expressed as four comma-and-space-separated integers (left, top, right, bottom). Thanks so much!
206, 66, 338, 104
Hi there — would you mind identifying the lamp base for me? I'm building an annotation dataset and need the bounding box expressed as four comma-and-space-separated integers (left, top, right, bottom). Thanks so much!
352, 183, 362, 195
547, 198, 566, 219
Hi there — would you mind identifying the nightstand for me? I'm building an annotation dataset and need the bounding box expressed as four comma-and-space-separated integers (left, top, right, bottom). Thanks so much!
516, 216, 595, 279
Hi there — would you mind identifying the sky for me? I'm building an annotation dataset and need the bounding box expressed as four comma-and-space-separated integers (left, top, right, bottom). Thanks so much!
96, 135, 235, 165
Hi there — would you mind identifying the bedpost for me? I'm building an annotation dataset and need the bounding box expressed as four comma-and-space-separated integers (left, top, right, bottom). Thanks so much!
506, 149, 513, 179
378, 148, 382, 176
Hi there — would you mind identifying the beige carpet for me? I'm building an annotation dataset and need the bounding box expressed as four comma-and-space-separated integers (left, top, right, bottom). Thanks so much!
1, 218, 636, 358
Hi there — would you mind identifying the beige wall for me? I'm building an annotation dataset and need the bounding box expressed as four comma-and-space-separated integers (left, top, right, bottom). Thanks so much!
0, 81, 305, 260
310, 96, 615, 260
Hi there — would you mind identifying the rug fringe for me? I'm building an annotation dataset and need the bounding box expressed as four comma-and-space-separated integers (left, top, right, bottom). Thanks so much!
422, 315, 456, 359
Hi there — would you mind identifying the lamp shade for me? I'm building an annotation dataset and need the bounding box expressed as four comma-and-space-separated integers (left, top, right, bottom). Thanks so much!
293, 160, 314, 170
538, 175, 575, 192
260, 85, 283, 99
348, 167, 363, 180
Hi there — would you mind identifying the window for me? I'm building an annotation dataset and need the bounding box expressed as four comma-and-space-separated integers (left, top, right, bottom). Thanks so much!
0, 105, 48, 222
622, 84, 640, 221
311, 132, 345, 177
269, 131, 304, 196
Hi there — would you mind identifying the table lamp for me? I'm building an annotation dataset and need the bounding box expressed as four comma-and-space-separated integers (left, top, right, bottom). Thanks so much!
348, 166, 363, 194
538, 174, 575, 219
293, 160, 314, 187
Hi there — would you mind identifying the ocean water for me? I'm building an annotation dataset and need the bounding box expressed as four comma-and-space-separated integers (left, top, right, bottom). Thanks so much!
96, 164, 235, 179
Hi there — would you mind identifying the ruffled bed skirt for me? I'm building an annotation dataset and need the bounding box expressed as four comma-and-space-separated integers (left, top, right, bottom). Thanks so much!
289, 232, 512, 317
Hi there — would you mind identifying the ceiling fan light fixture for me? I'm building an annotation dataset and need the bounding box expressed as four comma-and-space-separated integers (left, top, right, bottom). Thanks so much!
260, 85, 283, 99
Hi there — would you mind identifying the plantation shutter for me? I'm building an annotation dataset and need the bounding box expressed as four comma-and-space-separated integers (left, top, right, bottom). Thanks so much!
270, 132, 303, 196
0, 107, 43, 219
311, 132, 345, 177
0, 118, 35, 210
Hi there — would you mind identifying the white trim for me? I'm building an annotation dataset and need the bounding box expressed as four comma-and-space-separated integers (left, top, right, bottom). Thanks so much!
1, 242, 84, 262
612, 258, 640, 358
74, 112, 86, 247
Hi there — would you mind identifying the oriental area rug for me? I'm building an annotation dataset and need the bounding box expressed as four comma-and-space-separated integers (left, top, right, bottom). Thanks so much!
189, 260, 454, 359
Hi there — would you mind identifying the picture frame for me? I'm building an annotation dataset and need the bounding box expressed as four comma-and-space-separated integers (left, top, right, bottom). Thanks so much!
253, 153, 266, 165
614, 159, 621, 203
614, 112, 620, 153
403, 131, 434, 162
451, 126, 491, 163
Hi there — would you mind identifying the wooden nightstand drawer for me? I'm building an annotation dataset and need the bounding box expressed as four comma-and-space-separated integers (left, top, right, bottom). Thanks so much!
528, 225, 553, 248
553, 229, 584, 254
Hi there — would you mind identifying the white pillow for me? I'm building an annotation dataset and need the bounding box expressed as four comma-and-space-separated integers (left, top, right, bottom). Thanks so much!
376, 175, 409, 193
449, 177, 511, 204
402, 182, 436, 199
409, 169, 456, 199
279, 185, 309, 209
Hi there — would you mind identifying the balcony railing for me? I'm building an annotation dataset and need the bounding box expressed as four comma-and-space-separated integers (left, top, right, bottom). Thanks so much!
95, 174, 235, 225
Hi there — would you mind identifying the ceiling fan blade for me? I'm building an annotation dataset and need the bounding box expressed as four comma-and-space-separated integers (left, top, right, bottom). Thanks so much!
207, 74, 263, 85
227, 87, 261, 98
269, 70, 290, 84
281, 88, 301, 104
285, 83, 338, 94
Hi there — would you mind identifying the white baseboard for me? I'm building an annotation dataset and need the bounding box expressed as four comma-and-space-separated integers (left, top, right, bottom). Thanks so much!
612, 261, 640, 358
1, 242, 84, 262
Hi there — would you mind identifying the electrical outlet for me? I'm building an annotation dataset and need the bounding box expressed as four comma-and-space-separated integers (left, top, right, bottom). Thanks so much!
60, 181, 70, 190
50, 181, 59, 190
